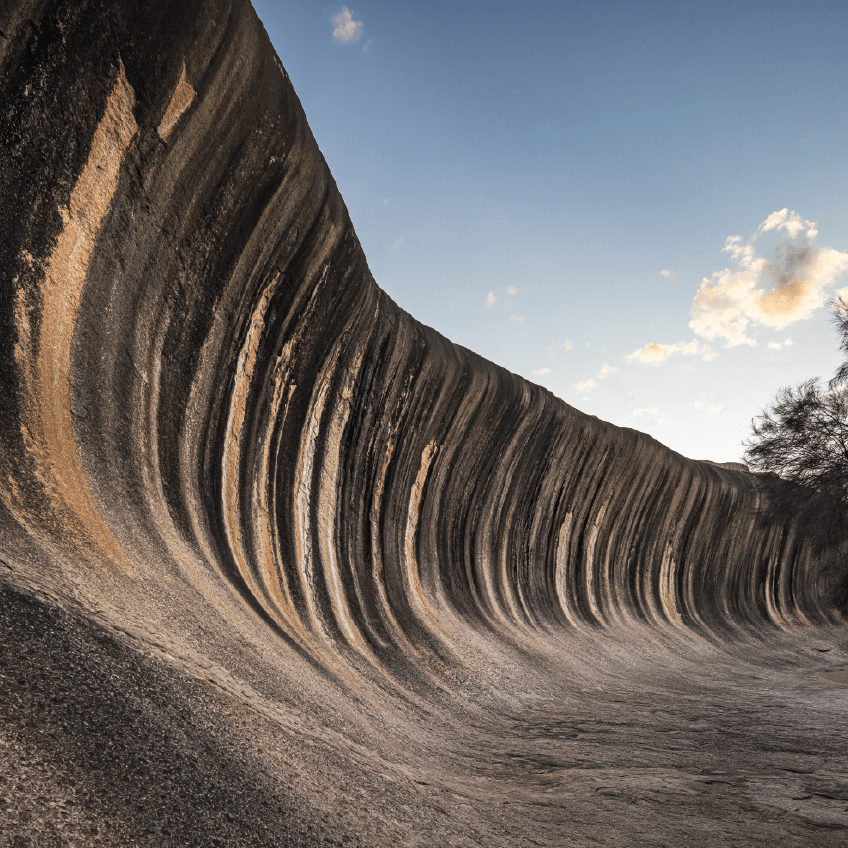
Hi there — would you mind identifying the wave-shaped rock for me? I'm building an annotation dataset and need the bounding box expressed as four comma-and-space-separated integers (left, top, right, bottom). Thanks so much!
1, 2, 846, 845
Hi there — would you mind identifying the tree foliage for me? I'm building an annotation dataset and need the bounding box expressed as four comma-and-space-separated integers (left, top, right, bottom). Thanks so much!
744, 296, 848, 504
744, 378, 848, 506
744, 298, 848, 610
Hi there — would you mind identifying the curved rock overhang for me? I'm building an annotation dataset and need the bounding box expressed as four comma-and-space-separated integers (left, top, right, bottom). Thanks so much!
1, 2, 847, 845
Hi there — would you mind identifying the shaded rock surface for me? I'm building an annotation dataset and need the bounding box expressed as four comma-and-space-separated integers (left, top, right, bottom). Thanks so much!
0, 1, 846, 845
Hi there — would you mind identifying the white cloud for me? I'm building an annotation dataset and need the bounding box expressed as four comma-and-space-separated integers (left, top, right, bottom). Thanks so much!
597, 363, 619, 380
632, 408, 659, 417
390, 238, 403, 252
689, 210, 848, 347
562, 341, 574, 351
510, 315, 525, 322
507, 285, 522, 296
486, 291, 497, 307
332, 7, 364, 44
576, 378, 597, 392
361, 38, 373, 53
759, 208, 816, 240
660, 268, 679, 279
766, 336, 794, 350
708, 405, 724, 415
627, 339, 714, 365
533, 367, 551, 375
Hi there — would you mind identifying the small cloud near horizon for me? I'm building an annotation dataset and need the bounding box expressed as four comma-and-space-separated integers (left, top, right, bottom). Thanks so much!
768, 336, 793, 351
533, 367, 551, 376
597, 363, 619, 380
576, 378, 597, 392
332, 7, 364, 44
627, 339, 715, 365
694, 400, 724, 414
660, 268, 679, 280
562, 341, 574, 351
507, 285, 522, 296
486, 291, 497, 307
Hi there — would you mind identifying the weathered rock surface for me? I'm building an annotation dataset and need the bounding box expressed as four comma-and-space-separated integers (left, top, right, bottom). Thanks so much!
1, 1, 846, 845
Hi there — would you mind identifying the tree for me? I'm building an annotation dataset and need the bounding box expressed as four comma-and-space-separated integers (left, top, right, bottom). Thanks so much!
743, 297, 848, 611
744, 296, 848, 501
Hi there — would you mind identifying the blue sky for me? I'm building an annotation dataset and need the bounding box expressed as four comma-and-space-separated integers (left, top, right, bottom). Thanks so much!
253, 0, 848, 462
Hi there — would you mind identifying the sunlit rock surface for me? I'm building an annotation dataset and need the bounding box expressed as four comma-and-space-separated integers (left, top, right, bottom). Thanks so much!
1, 2, 847, 845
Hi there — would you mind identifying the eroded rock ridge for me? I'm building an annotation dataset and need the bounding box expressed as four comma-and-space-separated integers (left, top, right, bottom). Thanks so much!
1, 2, 846, 845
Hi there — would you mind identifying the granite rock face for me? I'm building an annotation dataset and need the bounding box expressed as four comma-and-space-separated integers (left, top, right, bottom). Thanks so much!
1, 2, 847, 846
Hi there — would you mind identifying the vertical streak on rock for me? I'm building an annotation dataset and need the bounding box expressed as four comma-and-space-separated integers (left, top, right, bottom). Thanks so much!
157, 62, 195, 140
555, 512, 583, 628
585, 500, 608, 623
256, 355, 298, 622
660, 541, 683, 625
222, 274, 281, 621
404, 442, 439, 625
314, 321, 372, 657
293, 296, 371, 654
294, 340, 332, 636
14, 60, 137, 560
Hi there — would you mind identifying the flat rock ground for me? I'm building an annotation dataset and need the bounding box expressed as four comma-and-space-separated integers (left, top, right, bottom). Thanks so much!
2, 565, 847, 847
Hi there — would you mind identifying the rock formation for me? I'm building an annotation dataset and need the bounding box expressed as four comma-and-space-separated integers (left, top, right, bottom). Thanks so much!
1, 1, 846, 845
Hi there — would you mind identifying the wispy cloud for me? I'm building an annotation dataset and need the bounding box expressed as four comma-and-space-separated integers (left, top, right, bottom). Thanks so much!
694, 400, 724, 414
767, 336, 793, 351
390, 238, 403, 252
575, 364, 619, 394
660, 268, 679, 280
597, 363, 619, 380
690, 209, 848, 346
361, 38, 373, 53
510, 315, 525, 322
632, 407, 659, 417
332, 7, 364, 44
562, 341, 574, 351
533, 367, 551, 375
486, 291, 497, 307
507, 285, 522, 296
627, 339, 714, 365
